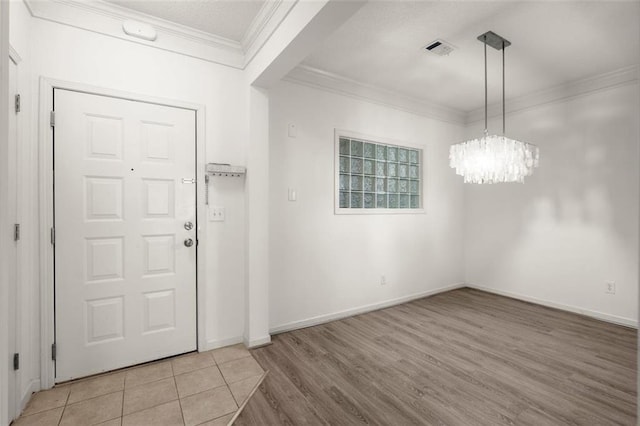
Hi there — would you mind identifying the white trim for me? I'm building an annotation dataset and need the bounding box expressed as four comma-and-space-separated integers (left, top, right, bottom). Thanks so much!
203, 336, 245, 352
241, 0, 297, 67
284, 65, 640, 126
24, 0, 636, 121
38, 77, 208, 389
25, 0, 243, 68
9, 45, 21, 65
19, 379, 39, 413
244, 335, 272, 348
1, 0, 11, 418
334, 129, 426, 215
241, 1, 281, 51
466, 284, 638, 329
467, 65, 640, 124
269, 283, 466, 335
10, 56, 24, 422
24, 0, 297, 70
38, 78, 55, 391
194, 100, 209, 356
285, 65, 467, 124
269, 283, 637, 336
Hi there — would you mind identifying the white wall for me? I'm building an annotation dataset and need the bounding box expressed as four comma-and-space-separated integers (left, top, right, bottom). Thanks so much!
268, 81, 466, 331
465, 82, 639, 326
23, 16, 249, 353
242, 0, 365, 347
8, 6, 638, 423
243, 86, 271, 346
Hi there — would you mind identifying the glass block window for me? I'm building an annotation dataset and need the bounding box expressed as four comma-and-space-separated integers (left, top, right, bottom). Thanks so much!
336, 133, 422, 212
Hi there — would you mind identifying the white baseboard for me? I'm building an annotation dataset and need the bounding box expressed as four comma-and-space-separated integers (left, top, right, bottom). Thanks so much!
244, 336, 272, 348
466, 284, 638, 329
204, 335, 272, 350
20, 379, 40, 412
200, 283, 634, 352
203, 336, 244, 351
270, 283, 466, 335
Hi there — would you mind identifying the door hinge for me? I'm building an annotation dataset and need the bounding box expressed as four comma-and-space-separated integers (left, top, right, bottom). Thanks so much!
15, 94, 20, 113
50, 111, 55, 127
51, 343, 57, 361
14, 223, 20, 241
13, 353, 19, 370
50, 227, 55, 245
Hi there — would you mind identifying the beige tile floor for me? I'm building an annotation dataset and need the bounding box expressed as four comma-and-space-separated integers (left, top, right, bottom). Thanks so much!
13, 344, 265, 426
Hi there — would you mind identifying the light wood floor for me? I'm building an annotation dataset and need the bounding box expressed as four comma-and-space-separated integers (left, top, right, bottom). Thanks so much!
236, 288, 637, 425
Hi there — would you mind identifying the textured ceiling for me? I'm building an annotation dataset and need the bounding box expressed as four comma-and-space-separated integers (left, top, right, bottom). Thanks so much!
105, 0, 266, 42
302, 1, 640, 112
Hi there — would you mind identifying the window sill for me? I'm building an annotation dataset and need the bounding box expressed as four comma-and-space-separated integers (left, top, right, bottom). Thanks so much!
334, 208, 426, 215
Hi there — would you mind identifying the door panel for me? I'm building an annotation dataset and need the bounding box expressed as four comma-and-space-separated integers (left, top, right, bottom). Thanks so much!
54, 90, 197, 381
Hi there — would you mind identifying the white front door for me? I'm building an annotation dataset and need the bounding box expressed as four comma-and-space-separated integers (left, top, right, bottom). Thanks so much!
54, 89, 197, 382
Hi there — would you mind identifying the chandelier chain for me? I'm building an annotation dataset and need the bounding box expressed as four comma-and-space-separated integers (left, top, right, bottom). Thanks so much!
484, 36, 488, 135
502, 40, 505, 135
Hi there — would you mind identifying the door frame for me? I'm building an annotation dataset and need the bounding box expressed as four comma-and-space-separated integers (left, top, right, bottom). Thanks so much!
38, 77, 208, 389
7, 46, 22, 421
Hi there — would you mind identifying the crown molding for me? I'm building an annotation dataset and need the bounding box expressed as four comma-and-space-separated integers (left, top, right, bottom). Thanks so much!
23, 0, 295, 70
241, 0, 282, 52
241, 0, 296, 67
466, 65, 640, 124
284, 65, 468, 124
22, 0, 637, 115
284, 64, 639, 126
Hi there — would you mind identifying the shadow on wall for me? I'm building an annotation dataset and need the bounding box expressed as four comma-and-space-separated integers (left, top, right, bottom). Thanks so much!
524, 90, 638, 246
466, 85, 639, 318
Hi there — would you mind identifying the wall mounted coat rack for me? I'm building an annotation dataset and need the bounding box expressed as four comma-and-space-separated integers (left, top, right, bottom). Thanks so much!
204, 163, 246, 205
206, 163, 246, 177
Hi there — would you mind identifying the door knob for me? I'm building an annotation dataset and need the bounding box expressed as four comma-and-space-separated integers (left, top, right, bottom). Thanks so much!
184, 221, 194, 230
184, 238, 194, 247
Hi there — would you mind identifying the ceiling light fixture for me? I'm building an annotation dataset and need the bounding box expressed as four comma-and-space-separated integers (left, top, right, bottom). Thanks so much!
449, 31, 539, 184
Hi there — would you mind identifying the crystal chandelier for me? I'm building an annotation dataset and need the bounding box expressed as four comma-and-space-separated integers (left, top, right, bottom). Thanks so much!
450, 31, 539, 184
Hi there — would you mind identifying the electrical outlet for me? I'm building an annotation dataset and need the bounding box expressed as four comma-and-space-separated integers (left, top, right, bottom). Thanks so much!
380, 275, 387, 286
208, 206, 225, 222
605, 281, 616, 294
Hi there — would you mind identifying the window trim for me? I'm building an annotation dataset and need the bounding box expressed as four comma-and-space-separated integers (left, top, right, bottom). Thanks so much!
334, 129, 426, 215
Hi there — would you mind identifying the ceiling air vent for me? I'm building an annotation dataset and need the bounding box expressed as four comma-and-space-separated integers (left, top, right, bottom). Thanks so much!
424, 39, 455, 56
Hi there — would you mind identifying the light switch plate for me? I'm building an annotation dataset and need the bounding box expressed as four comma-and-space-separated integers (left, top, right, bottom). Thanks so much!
209, 206, 225, 222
